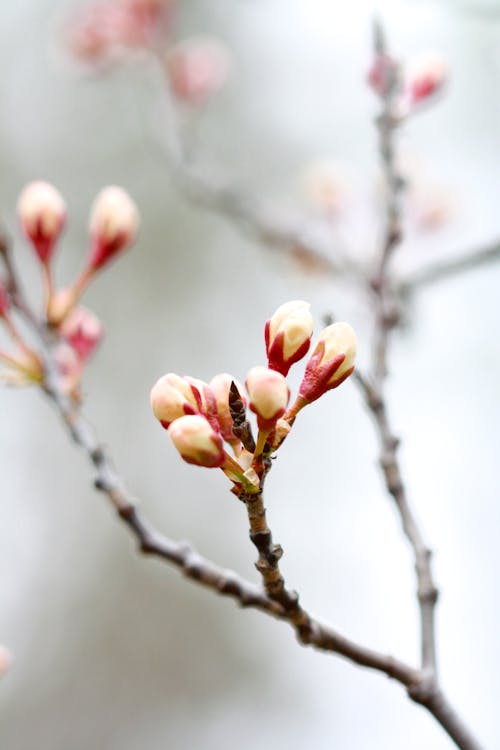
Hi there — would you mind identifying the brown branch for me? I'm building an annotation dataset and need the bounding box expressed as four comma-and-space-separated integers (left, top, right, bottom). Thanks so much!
399, 240, 500, 294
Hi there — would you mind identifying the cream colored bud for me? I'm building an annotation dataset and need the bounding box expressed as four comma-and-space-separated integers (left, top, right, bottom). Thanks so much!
168, 414, 225, 467
151, 373, 199, 428
17, 181, 66, 263
267, 300, 313, 371
246, 366, 290, 429
316, 322, 357, 383
88, 186, 139, 270
46, 287, 78, 327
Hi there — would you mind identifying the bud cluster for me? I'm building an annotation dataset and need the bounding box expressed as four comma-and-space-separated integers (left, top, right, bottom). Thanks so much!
151, 301, 356, 492
0, 181, 139, 395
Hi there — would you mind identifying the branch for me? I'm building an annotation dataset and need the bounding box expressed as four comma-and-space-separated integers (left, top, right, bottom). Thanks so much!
399, 240, 500, 294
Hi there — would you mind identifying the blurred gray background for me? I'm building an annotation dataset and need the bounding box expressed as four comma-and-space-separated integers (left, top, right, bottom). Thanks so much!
1, 0, 499, 748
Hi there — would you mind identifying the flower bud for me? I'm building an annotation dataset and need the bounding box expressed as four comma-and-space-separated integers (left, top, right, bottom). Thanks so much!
46, 287, 78, 327
246, 366, 290, 431
209, 373, 246, 441
87, 186, 139, 271
367, 53, 398, 96
151, 373, 200, 428
168, 414, 225, 468
299, 322, 356, 403
17, 181, 66, 263
0, 281, 9, 317
265, 300, 313, 376
166, 36, 229, 105
406, 53, 447, 105
0, 645, 13, 677
60, 306, 104, 361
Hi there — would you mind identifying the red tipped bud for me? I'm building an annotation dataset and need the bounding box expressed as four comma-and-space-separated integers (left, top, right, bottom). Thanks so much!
368, 53, 398, 97
406, 53, 447, 105
17, 181, 66, 263
151, 373, 200, 428
265, 300, 313, 376
209, 372, 246, 441
60, 306, 104, 361
88, 186, 139, 271
0, 281, 9, 317
299, 322, 356, 403
168, 414, 225, 468
166, 36, 229, 105
246, 366, 290, 431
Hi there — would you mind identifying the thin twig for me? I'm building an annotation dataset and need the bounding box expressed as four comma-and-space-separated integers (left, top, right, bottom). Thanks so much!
399, 240, 500, 294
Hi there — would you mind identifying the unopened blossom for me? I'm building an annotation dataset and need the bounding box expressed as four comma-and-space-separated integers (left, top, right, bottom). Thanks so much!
46, 287, 79, 328
168, 414, 225, 468
0, 645, 12, 677
166, 36, 229, 105
0, 281, 9, 317
151, 373, 200, 428
87, 186, 139, 271
299, 322, 357, 404
60, 306, 104, 361
367, 53, 398, 97
265, 300, 313, 376
209, 373, 246, 441
246, 366, 290, 431
17, 181, 66, 263
406, 53, 447, 105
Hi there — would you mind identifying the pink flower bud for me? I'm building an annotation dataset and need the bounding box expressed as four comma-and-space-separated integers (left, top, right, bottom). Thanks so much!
265, 300, 313, 376
299, 322, 357, 403
87, 186, 139, 271
406, 53, 447, 105
367, 53, 398, 96
0, 645, 13, 677
168, 414, 225, 468
60, 306, 104, 361
246, 366, 290, 431
209, 373, 246, 441
0, 281, 9, 317
17, 181, 66, 263
166, 36, 229, 105
54, 343, 83, 394
151, 373, 200, 428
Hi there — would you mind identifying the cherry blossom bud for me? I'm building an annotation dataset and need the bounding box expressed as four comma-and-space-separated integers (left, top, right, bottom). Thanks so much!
246, 366, 290, 431
60, 306, 104, 361
368, 53, 398, 96
0, 645, 13, 677
151, 373, 200, 429
46, 287, 78, 327
0, 281, 9, 317
168, 414, 225, 468
406, 53, 447, 105
17, 181, 66, 263
299, 322, 356, 403
87, 186, 139, 271
209, 373, 246, 441
265, 300, 313, 376
166, 37, 229, 105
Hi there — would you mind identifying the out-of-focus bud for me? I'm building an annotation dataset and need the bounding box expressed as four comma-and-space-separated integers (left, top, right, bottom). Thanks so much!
17, 181, 66, 264
246, 366, 290, 431
54, 343, 83, 395
299, 322, 357, 403
0, 645, 13, 677
46, 287, 78, 327
209, 373, 246, 441
60, 306, 104, 361
265, 300, 313, 376
406, 53, 447, 105
0, 281, 9, 317
87, 186, 139, 271
168, 414, 225, 468
367, 53, 398, 96
151, 373, 200, 429
166, 36, 229, 105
